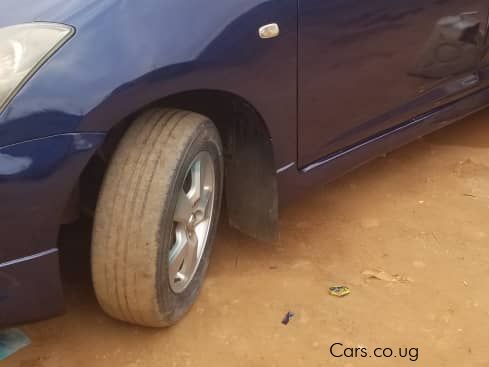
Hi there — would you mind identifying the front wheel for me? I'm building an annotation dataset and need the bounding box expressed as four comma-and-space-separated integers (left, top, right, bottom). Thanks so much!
91, 108, 223, 327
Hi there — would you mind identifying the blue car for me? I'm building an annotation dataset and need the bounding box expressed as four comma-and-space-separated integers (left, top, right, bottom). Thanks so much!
1, 0, 488, 327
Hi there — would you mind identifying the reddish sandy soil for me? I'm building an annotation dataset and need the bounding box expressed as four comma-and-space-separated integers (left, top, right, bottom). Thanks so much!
7, 110, 489, 367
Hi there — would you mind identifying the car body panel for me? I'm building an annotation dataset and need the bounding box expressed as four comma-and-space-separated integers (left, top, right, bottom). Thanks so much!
281, 80, 489, 199
0, 0, 97, 27
0, 133, 104, 324
0, 133, 105, 263
299, 0, 489, 166
0, 250, 64, 326
0, 0, 299, 168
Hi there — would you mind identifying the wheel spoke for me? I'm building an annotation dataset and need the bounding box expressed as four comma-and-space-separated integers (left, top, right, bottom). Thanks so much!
168, 228, 199, 285
195, 187, 212, 223
174, 189, 194, 223
169, 227, 188, 277
184, 233, 199, 276
187, 160, 202, 204
194, 156, 214, 223
194, 220, 209, 245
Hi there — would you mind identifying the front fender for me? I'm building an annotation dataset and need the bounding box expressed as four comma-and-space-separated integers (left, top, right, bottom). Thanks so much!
0, 0, 298, 170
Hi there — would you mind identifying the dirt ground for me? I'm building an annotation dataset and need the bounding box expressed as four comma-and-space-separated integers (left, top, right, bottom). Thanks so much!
6, 110, 489, 367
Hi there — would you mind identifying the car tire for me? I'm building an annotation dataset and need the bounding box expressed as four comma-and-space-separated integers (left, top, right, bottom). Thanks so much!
91, 108, 223, 327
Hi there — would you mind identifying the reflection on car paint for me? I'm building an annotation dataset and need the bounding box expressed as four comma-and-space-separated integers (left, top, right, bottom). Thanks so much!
410, 13, 486, 79
0, 154, 31, 175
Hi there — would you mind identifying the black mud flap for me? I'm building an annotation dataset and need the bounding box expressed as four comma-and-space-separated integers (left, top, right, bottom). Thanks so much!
224, 113, 279, 242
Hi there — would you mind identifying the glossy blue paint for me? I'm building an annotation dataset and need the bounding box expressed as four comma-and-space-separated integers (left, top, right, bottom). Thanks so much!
1, 0, 489, 325
0, 249, 64, 326
299, 0, 489, 165
0, 133, 105, 263
0, 132, 103, 324
0, 0, 298, 167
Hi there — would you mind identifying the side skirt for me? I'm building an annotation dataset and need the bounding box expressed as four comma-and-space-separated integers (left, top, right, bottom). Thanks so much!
278, 86, 489, 201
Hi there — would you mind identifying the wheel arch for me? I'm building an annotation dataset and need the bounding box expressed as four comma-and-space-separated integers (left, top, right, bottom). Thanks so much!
77, 89, 279, 242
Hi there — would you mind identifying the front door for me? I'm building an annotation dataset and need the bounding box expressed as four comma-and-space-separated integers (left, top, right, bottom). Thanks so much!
299, 0, 489, 166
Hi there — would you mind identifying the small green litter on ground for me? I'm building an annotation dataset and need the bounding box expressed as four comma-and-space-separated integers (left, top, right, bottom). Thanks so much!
0, 329, 30, 361
329, 286, 351, 297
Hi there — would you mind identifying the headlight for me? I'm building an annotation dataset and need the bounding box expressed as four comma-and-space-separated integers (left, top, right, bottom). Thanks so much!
0, 22, 74, 113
